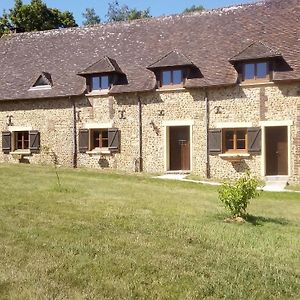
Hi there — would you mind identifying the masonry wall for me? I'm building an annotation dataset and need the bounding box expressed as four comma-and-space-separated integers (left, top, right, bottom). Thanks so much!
0, 98, 74, 167
0, 83, 299, 183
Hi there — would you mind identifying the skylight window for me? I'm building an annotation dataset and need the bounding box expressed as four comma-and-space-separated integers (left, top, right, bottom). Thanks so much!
29, 72, 53, 91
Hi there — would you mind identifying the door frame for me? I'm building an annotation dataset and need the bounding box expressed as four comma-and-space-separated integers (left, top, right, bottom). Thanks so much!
163, 120, 194, 172
260, 120, 292, 177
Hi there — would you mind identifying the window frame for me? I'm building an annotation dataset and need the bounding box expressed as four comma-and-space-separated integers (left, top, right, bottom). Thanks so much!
90, 75, 111, 91
242, 60, 271, 83
89, 129, 109, 150
222, 128, 248, 153
14, 131, 29, 151
160, 68, 185, 87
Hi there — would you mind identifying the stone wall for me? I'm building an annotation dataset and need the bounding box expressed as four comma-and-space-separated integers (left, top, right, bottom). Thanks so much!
0, 83, 299, 183
0, 98, 74, 167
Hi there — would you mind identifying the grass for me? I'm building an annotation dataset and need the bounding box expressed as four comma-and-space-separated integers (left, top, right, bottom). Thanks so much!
286, 184, 300, 192
0, 164, 299, 300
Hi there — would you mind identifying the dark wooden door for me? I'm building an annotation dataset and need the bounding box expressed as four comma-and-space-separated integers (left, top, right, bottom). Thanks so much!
169, 126, 190, 171
266, 126, 288, 175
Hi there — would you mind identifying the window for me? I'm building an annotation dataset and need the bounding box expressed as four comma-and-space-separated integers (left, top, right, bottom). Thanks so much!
243, 61, 270, 82
223, 129, 247, 153
161, 69, 183, 86
15, 131, 29, 150
90, 129, 108, 149
91, 75, 110, 91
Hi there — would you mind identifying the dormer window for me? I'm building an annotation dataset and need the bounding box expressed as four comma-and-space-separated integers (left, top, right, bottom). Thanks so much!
161, 69, 183, 86
29, 72, 53, 91
91, 75, 110, 91
243, 61, 270, 82
77, 56, 125, 95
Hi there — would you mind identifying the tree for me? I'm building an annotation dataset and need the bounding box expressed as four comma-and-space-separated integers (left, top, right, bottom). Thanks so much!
0, 0, 77, 36
183, 5, 205, 14
82, 8, 101, 26
106, 0, 151, 22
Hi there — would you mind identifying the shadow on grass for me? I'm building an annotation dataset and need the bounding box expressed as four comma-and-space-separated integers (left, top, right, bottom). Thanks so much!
245, 215, 289, 226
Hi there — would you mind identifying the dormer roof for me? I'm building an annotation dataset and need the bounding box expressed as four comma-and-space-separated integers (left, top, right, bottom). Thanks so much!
78, 56, 124, 76
229, 41, 282, 63
147, 50, 197, 70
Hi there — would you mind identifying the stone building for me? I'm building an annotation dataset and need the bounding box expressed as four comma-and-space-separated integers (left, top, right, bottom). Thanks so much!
0, 0, 300, 184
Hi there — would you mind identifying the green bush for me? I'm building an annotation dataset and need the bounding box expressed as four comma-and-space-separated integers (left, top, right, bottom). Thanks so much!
218, 172, 260, 217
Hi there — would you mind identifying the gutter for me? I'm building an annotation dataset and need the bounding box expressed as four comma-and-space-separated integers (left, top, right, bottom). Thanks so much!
70, 96, 78, 168
137, 94, 143, 172
204, 88, 210, 179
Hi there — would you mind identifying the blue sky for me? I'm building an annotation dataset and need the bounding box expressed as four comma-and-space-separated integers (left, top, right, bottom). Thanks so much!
0, 0, 256, 25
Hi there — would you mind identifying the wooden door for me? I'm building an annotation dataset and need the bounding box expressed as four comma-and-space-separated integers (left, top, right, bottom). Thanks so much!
169, 126, 190, 171
266, 126, 288, 175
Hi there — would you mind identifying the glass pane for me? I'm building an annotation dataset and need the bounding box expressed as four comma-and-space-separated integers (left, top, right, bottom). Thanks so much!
102, 130, 108, 139
237, 140, 246, 149
236, 130, 246, 140
173, 70, 182, 84
162, 71, 172, 85
244, 64, 255, 80
225, 130, 234, 150
257, 62, 268, 78
226, 140, 234, 150
225, 130, 234, 140
93, 130, 101, 148
92, 77, 101, 90
24, 132, 29, 149
101, 76, 109, 89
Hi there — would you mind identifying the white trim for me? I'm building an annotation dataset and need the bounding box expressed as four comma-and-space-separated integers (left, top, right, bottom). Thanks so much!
83, 122, 114, 129
259, 120, 293, 127
216, 122, 253, 128
85, 89, 110, 97
156, 87, 186, 92
162, 120, 194, 127
29, 85, 52, 91
239, 82, 275, 87
8, 126, 32, 132
261, 122, 292, 177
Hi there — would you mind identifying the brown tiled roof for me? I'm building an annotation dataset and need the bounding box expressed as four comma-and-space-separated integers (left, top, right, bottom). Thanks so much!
78, 56, 123, 76
0, 0, 299, 100
147, 50, 196, 69
229, 41, 282, 62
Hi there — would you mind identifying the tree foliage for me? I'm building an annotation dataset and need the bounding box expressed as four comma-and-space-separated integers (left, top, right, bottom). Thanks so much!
106, 0, 151, 22
0, 0, 77, 36
183, 5, 205, 14
82, 8, 101, 26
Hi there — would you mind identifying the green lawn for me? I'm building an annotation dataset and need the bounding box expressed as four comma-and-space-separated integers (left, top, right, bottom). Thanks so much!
0, 164, 299, 300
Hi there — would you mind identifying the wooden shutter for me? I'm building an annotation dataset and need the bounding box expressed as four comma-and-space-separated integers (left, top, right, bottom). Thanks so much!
79, 129, 89, 153
208, 129, 222, 154
108, 128, 120, 152
248, 127, 262, 154
29, 131, 40, 153
2, 131, 11, 154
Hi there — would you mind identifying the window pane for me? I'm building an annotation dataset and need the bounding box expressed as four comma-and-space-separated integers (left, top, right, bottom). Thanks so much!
173, 70, 182, 84
24, 132, 29, 149
101, 76, 109, 89
225, 130, 234, 150
92, 77, 101, 90
244, 64, 255, 80
92, 130, 101, 148
257, 62, 268, 78
162, 71, 172, 85
236, 130, 246, 140
237, 140, 246, 149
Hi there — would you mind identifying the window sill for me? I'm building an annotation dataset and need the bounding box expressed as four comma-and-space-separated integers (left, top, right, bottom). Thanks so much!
10, 149, 31, 155
239, 81, 274, 87
85, 90, 110, 97
86, 148, 111, 155
219, 153, 250, 162
157, 86, 186, 92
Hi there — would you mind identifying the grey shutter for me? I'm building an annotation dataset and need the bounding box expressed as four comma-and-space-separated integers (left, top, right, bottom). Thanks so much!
79, 129, 89, 153
2, 131, 11, 154
29, 131, 40, 153
208, 129, 222, 154
108, 128, 120, 152
248, 127, 261, 154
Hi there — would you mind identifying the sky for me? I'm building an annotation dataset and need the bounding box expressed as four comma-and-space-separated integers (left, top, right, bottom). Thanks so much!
0, 0, 256, 25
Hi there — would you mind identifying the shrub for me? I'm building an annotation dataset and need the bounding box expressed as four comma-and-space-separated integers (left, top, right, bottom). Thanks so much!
218, 172, 260, 217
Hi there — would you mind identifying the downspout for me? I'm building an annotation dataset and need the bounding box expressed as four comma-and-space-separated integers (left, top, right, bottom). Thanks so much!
71, 96, 77, 168
138, 94, 143, 172
204, 88, 210, 178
